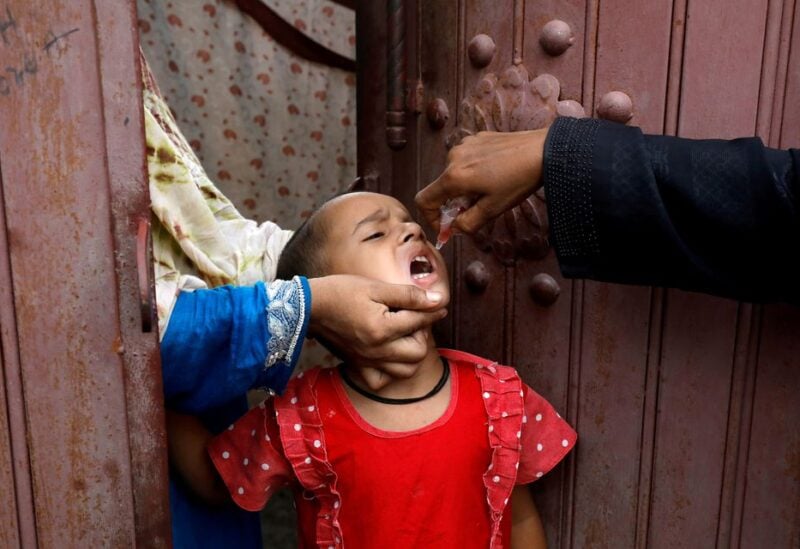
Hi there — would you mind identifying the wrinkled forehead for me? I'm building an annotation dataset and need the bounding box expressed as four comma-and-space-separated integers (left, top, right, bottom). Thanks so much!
320, 192, 410, 232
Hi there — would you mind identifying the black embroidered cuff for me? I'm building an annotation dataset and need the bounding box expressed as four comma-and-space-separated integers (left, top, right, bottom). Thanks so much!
542, 116, 601, 263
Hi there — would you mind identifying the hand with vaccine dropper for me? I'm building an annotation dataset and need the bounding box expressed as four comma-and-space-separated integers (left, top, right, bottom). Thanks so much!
435, 197, 472, 250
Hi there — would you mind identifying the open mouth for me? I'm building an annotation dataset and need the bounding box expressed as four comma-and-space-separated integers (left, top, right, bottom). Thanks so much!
410, 255, 435, 280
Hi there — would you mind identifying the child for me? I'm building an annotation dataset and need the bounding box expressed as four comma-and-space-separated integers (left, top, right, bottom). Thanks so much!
169, 192, 576, 548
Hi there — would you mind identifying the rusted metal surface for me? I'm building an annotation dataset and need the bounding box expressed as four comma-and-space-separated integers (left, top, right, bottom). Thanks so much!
0, 159, 28, 549
0, 0, 170, 545
359, 0, 800, 547
93, 1, 171, 544
136, 218, 153, 334
649, 296, 740, 546
594, 1, 674, 133
715, 304, 760, 548
646, 2, 770, 547
357, 0, 392, 197
779, 0, 800, 150
456, 0, 514, 369
741, 305, 800, 547
680, 0, 768, 139
385, 0, 407, 150
413, 0, 457, 347
515, 5, 587, 542
0, 345, 20, 549
579, 5, 674, 546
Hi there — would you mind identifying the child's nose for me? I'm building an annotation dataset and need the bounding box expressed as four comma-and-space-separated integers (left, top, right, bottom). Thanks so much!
401, 222, 424, 243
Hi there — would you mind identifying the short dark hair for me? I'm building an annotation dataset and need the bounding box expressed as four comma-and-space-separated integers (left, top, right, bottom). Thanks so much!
277, 207, 343, 357
276, 210, 330, 280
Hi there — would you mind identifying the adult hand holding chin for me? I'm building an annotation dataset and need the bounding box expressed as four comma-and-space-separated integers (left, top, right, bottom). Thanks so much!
308, 276, 446, 388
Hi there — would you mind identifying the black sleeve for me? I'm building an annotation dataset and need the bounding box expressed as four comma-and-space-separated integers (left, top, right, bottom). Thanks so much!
542, 116, 800, 304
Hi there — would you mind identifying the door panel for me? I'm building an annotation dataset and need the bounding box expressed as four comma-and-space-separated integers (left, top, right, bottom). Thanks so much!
0, 0, 170, 545
357, 0, 800, 546
742, 305, 800, 547
565, 4, 677, 545
780, 1, 800, 148
648, 295, 740, 547
453, 0, 515, 362
521, 0, 585, 104
572, 283, 653, 547
418, 0, 459, 345
0, 169, 23, 547
595, 0, 673, 132
679, 0, 767, 139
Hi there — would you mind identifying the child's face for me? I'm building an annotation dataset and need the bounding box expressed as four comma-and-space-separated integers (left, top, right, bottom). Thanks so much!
320, 192, 450, 305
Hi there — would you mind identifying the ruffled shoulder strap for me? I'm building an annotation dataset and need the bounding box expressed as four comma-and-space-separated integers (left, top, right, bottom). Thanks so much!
274, 369, 345, 548
440, 349, 524, 549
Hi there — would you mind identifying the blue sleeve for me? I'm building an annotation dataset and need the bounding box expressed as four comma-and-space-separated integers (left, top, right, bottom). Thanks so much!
160, 277, 312, 413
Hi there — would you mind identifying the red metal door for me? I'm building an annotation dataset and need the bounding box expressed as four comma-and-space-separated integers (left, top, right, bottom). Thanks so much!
0, 1, 170, 546
357, 1, 800, 547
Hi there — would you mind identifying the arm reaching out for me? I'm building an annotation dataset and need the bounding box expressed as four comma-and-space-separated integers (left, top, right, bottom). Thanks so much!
511, 486, 547, 549
165, 410, 231, 506
419, 117, 800, 302
544, 117, 800, 303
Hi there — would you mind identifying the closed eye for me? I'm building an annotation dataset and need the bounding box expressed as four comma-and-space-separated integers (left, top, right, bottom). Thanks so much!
362, 232, 384, 242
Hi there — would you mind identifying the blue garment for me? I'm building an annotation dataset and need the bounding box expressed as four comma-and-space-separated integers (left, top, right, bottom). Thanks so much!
169, 395, 261, 549
160, 278, 311, 549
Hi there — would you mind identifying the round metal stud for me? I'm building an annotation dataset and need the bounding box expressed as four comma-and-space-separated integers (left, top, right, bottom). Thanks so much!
539, 20, 574, 56
518, 235, 549, 260
597, 91, 634, 124
529, 273, 560, 306
468, 34, 496, 68
465, 260, 491, 293
556, 99, 586, 118
426, 98, 450, 130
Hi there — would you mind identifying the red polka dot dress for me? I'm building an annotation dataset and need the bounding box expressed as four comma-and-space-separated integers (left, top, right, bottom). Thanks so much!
210, 349, 577, 548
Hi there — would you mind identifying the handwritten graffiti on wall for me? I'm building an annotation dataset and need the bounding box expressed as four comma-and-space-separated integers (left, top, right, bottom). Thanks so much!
0, 5, 79, 96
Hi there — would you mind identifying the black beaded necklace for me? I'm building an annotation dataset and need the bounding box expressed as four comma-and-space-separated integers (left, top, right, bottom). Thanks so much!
339, 359, 450, 405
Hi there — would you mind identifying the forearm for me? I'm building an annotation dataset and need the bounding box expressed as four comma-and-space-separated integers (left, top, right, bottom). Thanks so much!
165, 410, 231, 505
544, 117, 800, 303
511, 485, 547, 549
160, 279, 310, 412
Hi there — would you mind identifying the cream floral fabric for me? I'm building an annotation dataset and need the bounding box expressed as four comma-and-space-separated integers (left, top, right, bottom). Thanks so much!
143, 58, 293, 337
137, 0, 356, 226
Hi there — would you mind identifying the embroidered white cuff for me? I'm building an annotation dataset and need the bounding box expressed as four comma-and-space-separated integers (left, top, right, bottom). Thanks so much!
265, 277, 306, 369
